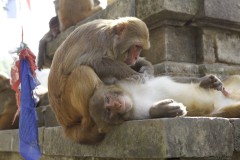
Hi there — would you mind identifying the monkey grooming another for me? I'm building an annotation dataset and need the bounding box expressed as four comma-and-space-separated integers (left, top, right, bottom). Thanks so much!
89, 72, 240, 133
48, 17, 156, 144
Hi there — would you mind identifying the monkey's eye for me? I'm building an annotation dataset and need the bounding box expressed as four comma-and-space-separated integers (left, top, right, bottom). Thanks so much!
106, 108, 111, 118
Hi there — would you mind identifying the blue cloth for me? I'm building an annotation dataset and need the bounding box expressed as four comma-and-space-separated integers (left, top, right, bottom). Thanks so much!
19, 59, 41, 160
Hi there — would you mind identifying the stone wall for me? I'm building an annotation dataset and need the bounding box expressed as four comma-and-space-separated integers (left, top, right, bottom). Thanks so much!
1, 0, 240, 159
1, 117, 240, 160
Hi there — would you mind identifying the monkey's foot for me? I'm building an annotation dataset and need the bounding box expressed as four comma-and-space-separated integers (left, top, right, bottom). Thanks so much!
149, 99, 187, 118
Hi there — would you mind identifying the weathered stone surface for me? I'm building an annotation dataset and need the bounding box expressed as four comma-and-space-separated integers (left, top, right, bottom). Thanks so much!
0, 129, 19, 152
230, 119, 240, 152
142, 26, 197, 64
155, 61, 240, 78
0, 118, 236, 159
199, 63, 240, 79
164, 117, 233, 158
136, 0, 199, 26
42, 106, 59, 127
196, 28, 216, 63
197, 28, 240, 65
199, 0, 240, 24
0, 128, 44, 153
37, 105, 59, 127
42, 118, 233, 159
0, 152, 23, 160
215, 31, 240, 65
154, 61, 200, 77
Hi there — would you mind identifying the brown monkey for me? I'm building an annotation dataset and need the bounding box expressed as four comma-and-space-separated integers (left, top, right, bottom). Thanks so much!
37, 16, 60, 70
49, 17, 153, 83
57, 0, 102, 31
89, 73, 240, 133
0, 73, 19, 130
48, 17, 155, 144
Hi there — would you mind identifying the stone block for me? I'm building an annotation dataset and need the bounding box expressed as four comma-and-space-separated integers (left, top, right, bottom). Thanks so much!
229, 119, 240, 152
199, 63, 240, 79
199, 0, 240, 24
142, 26, 197, 64
0, 129, 19, 152
196, 28, 240, 65
136, 0, 199, 26
196, 29, 216, 63
37, 105, 59, 127
154, 61, 200, 77
43, 118, 233, 159
0, 152, 23, 160
43, 106, 59, 127
0, 128, 44, 154
215, 31, 240, 65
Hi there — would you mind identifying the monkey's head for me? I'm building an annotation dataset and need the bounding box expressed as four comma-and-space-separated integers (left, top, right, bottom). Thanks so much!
89, 84, 133, 133
0, 72, 11, 90
49, 16, 60, 38
111, 17, 150, 66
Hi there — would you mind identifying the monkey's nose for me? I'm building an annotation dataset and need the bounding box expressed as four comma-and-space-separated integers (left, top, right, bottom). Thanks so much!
114, 101, 122, 108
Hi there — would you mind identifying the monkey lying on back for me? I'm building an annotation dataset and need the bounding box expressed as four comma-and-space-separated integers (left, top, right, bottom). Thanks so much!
89, 70, 240, 133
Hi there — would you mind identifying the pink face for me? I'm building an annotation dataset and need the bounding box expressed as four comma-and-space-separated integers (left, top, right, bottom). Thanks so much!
103, 93, 132, 124
124, 45, 142, 65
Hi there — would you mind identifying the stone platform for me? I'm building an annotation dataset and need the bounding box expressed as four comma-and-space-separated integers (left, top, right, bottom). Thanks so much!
1, 117, 240, 160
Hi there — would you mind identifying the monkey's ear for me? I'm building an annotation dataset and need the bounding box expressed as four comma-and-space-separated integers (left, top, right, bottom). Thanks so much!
113, 23, 126, 36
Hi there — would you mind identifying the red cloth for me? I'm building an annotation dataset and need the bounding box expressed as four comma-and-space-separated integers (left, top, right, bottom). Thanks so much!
10, 47, 37, 123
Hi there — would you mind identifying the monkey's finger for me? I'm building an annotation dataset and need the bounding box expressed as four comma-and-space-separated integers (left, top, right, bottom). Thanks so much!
164, 105, 182, 110
168, 109, 186, 116
211, 81, 223, 90
156, 99, 174, 105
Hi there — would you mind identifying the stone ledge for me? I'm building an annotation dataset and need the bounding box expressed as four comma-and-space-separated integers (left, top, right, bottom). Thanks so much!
0, 117, 239, 159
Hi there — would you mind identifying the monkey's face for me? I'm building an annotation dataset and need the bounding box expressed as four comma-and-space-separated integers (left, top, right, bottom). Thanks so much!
103, 90, 133, 124
113, 17, 150, 65
89, 85, 133, 130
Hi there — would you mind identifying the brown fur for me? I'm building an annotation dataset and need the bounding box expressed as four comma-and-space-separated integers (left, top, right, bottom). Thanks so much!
57, 0, 102, 31
37, 16, 60, 70
0, 73, 19, 130
48, 17, 151, 144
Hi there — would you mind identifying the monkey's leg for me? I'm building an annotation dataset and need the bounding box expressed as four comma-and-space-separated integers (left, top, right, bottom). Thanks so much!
211, 104, 240, 118
63, 65, 105, 144
149, 99, 187, 118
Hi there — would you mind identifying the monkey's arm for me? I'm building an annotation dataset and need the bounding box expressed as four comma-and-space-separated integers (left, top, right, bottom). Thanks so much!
37, 32, 53, 71
172, 75, 223, 91
149, 99, 187, 118
131, 57, 154, 76
92, 57, 141, 84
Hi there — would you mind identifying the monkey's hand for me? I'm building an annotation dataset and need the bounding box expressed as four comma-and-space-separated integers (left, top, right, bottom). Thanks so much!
131, 57, 154, 76
199, 75, 224, 91
139, 66, 154, 75
149, 99, 187, 118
